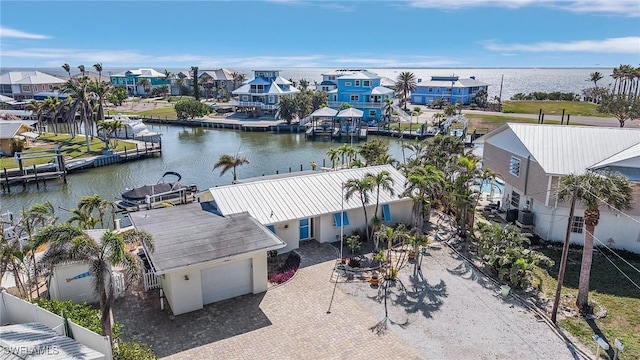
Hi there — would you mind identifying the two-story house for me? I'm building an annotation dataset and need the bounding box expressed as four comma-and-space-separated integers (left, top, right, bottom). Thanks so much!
327, 70, 394, 122
110, 68, 171, 96
411, 75, 488, 106
0, 71, 67, 101
199, 68, 236, 98
481, 123, 640, 253
231, 70, 300, 118
315, 70, 353, 92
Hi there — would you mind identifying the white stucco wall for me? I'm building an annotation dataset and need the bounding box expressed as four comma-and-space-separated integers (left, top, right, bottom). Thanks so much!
49, 263, 99, 304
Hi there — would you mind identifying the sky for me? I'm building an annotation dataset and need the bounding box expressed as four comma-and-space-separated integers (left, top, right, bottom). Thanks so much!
1, 0, 639, 69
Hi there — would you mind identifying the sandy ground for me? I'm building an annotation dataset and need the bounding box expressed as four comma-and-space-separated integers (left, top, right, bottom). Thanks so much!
335, 213, 591, 360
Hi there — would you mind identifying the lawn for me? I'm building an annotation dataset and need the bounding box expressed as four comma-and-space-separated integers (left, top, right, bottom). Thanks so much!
126, 107, 178, 120
502, 100, 606, 117
0, 133, 136, 170
533, 245, 640, 360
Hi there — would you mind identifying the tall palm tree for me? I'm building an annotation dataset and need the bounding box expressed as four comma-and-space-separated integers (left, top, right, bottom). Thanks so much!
62, 63, 71, 79
367, 170, 395, 235
62, 77, 95, 152
403, 165, 445, 236
137, 78, 151, 97
326, 147, 340, 169
395, 71, 417, 110
88, 79, 111, 121
337, 144, 356, 167
213, 153, 250, 182
557, 172, 633, 313
77, 194, 114, 229
588, 71, 603, 89
299, 78, 309, 90
93, 63, 103, 82
37, 224, 154, 345
25, 100, 46, 134
344, 176, 374, 243
78, 64, 86, 77
43, 96, 61, 135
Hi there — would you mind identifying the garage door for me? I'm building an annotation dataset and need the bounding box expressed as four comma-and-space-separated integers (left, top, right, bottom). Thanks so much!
201, 259, 252, 305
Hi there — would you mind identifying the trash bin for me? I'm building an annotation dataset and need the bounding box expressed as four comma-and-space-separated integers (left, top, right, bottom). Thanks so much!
501, 285, 510, 297
506, 209, 518, 223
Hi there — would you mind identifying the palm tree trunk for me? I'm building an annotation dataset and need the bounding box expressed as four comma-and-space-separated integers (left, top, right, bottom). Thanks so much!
576, 222, 595, 312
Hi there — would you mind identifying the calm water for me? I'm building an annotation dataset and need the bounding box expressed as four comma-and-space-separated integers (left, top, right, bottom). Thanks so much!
0, 125, 406, 217
2, 67, 612, 102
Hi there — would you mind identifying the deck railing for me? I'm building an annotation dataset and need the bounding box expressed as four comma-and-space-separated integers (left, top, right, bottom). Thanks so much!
327, 101, 384, 109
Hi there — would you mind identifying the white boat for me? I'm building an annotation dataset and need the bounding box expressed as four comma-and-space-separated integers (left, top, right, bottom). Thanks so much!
105, 114, 162, 142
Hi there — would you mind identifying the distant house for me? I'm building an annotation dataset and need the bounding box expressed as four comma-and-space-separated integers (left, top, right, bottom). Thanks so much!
411, 75, 488, 105
205, 165, 412, 253
0, 71, 67, 101
199, 68, 236, 98
231, 70, 300, 118
327, 70, 394, 122
316, 70, 350, 92
109, 68, 170, 96
0, 121, 37, 156
481, 123, 640, 253
129, 204, 285, 315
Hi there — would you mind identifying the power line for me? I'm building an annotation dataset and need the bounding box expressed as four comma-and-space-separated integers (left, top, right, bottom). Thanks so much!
584, 229, 640, 292
587, 230, 640, 276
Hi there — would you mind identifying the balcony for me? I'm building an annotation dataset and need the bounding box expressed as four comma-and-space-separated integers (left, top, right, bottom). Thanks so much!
327, 101, 383, 109
229, 100, 278, 110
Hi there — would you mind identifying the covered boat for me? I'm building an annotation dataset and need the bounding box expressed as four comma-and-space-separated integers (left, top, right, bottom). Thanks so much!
115, 172, 197, 211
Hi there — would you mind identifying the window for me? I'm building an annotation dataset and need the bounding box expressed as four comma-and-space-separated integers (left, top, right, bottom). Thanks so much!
355, 80, 360, 86
382, 204, 391, 222
345, 82, 352, 86
48, 84, 53, 90
571, 216, 584, 233
510, 191, 520, 208
350, 94, 359, 101
0, 84, 11, 93
267, 225, 275, 233
21, 85, 31, 92
333, 212, 349, 227
509, 156, 521, 177
268, 95, 275, 103
363, 80, 370, 87
242, 95, 248, 101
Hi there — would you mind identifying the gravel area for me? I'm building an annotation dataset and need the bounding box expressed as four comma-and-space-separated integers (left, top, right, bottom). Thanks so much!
336, 236, 589, 359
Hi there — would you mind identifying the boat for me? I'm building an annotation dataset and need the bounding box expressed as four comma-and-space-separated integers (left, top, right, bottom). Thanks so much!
115, 171, 198, 212
105, 114, 162, 142
424, 127, 440, 136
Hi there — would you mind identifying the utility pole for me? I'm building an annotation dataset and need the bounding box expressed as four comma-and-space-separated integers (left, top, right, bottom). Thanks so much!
551, 177, 579, 323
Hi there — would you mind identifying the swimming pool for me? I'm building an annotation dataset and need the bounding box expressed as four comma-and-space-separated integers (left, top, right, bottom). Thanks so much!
472, 178, 505, 195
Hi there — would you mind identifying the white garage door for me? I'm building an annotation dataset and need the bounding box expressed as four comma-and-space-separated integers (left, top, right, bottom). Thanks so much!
201, 258, 252, 305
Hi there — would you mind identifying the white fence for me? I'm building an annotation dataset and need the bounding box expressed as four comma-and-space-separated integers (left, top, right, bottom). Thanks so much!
112, 272, 124, 298
143, 271, 161, 291
0, 291, 113, 360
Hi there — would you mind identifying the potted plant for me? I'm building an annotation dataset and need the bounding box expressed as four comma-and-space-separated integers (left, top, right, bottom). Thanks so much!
370, 273, 380, 286
408, 234, 429, 260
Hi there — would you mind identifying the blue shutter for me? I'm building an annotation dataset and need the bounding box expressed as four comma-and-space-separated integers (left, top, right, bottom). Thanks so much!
267, 225, 275, 233
382, 204, 391, 222
342, 212, 349, 226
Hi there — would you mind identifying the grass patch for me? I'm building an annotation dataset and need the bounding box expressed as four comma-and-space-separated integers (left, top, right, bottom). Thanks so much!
534, 245, 640, 359
502, 101, 607, 117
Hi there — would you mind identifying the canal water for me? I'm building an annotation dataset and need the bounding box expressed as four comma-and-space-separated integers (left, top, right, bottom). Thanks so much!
1, 124, 406, 218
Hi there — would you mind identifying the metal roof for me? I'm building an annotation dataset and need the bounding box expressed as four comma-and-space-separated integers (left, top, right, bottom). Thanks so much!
0, 71, 66, 85
129, 204, 285, 273
311, 107, 338, 117
0, 122, 29, 139
590, 143, 640, 169
483, 123, 640, 175
337, 108, 364, 118
416, 76, 488, 88
207, 165, 408, 224
0, 322, 105, 360
368, 86, 394, 95
338, 70, 379, 80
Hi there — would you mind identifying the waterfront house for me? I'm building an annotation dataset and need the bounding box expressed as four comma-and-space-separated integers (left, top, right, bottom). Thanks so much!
315, 70, 352, 92
204, 165, 412, 253
327, 70, 394, 122
199, 68, 236, 98
128, 204, 285, 315
411, 75, 488, 106
0, 121, 37, 156
0, 71, 67, 101
230, 70, 300, 119
0, 291, 112, 359
109, 68, 170, 97
481, 123, 640, 253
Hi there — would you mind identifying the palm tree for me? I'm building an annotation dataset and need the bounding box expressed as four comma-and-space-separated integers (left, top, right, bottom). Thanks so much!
61, 77, 95, 152
93, 63, 103, 82
299, 78, 309, 90
62, 63, 71, 79
78, 64, 86, 77
77, 194, 114, 229
25, 100, 46, 134
403, 165, 445, 236
43, 96, 61, 135
213, 153, 250, 182
367, 170, 395, 237
38, 224, 154, 345
337, 144, 356, 167
382, 98, 393, 124
137, 78, 151, 97
395, 71, 417, 110
0, 234, 30, 299
557, 172, 633, 313
344, 176, 374, 243
588, 71, 603, 89
326, 147, 340, 169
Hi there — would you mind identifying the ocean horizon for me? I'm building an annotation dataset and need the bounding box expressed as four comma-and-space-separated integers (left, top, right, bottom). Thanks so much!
1, 66, 613, 101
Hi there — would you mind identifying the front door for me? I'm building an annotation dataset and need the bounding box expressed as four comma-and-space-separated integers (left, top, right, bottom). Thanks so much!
299, 218, 312, 240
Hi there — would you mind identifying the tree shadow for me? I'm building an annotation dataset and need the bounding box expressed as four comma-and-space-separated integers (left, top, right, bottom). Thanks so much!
446, 256, 493, 290
587, 318, 615, 359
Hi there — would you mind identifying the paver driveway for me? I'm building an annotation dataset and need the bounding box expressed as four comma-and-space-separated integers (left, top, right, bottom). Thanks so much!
113, 241, 423, 359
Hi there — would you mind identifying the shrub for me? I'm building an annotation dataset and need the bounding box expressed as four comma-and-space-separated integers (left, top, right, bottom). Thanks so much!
34, 298, 120, 338
114, 339, 156, 360
346, 234, 361, 254
269, 252, 301, 284
348, 257, 361, 268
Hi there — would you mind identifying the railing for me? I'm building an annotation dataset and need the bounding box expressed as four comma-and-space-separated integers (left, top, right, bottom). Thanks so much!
391, 104, 412, 122
143, 271, 161, 291
229, 100, 279, 110
327, 101, 384, 108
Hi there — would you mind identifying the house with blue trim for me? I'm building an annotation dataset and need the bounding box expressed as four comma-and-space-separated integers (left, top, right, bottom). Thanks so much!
327, 70, 394, 122
110, 68, 171, 96
231, 70, 300, 118
411, 75, 489, 105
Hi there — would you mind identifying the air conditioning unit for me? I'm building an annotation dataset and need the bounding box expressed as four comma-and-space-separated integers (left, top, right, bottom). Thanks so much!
518, 210, 534, 225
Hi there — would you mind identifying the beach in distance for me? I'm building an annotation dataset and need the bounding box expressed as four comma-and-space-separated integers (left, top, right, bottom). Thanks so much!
1, 66, 610, 101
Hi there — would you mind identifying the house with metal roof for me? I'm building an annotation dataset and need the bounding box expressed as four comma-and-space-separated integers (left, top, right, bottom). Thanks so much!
129, 204, 285, 315
230, 70, 300, 119
199, 68, 236, 98
0, 121, 36, 156
0, 290, 111, 359
109, 68, 170, 96
205, 165, 413, 253
411, 75, 488, 106
326, 70, 394, 122
0, 71, 67, 101
481, 123, 640, 253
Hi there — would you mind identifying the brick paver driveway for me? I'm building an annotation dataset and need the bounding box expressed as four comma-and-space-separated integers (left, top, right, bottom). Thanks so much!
113, 241, 424, 359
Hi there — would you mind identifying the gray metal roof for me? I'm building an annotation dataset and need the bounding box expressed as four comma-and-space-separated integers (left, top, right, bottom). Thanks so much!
129, 204, 285, 273
368, 86, 394, 95
0, 122, 27, 139
337, 108, 364, 118
0, 71, 66, 85
483, 123, 640, 175
0, 322, 105, 360
338, 70, 379, 80
207, 165, 408, 224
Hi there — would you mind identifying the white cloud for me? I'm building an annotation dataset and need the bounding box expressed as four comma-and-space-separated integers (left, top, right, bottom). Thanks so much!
0, 27, 50, 39
407, 0, 640, 16
482, 36, 640, 54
